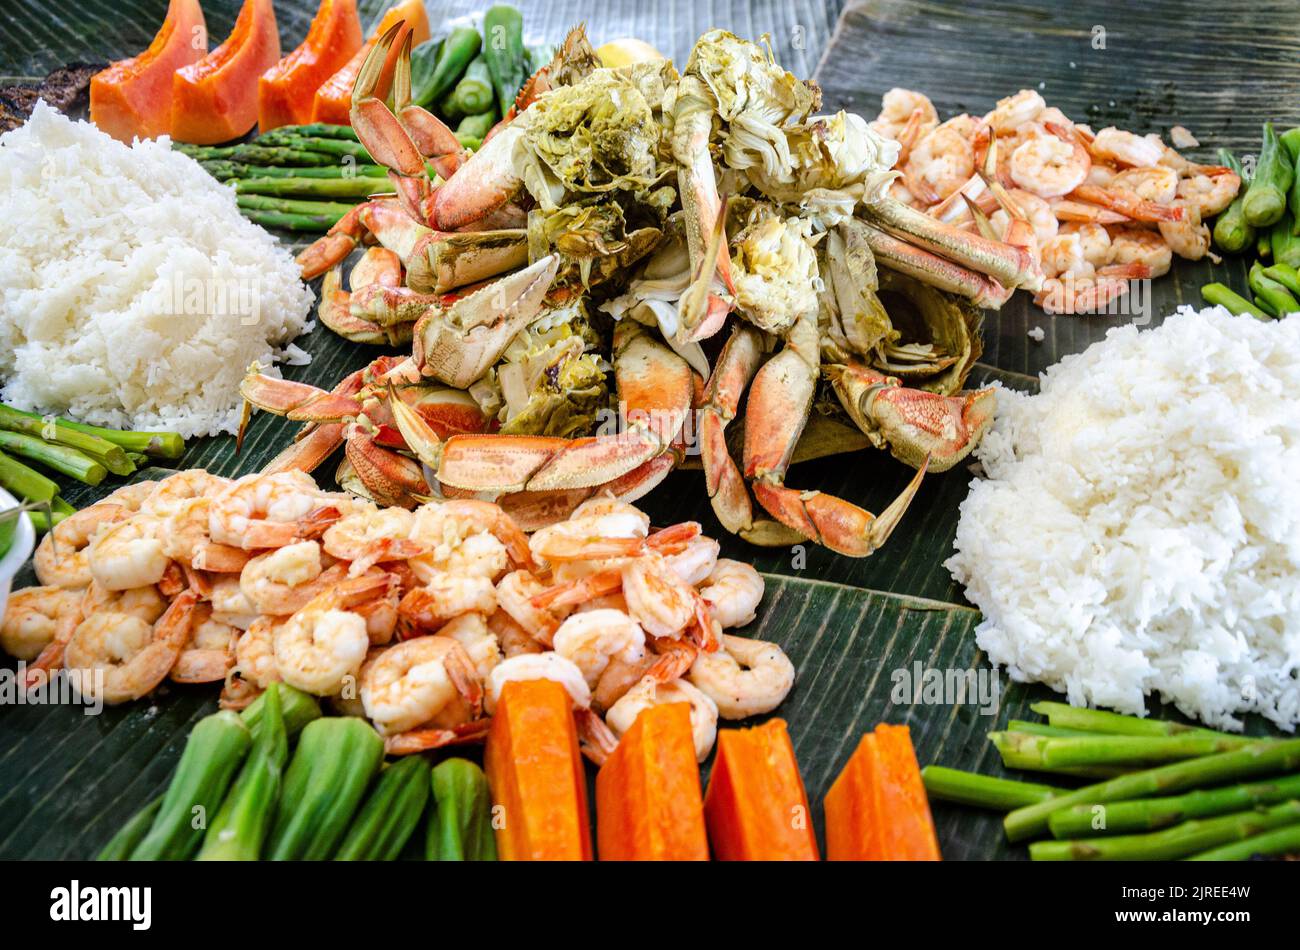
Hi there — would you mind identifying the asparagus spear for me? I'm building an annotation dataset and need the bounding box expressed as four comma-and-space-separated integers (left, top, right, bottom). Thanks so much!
0, 430, 106, 485
236, 195, 358, 217
1004, 738, 1300, 842
0, 406, 184, 458
253, 134, 373, 162
921, 766, 1063, 811
202, 161, 389, 181
1186, 821, 1300, 860
26, 496, 75, 532
991, 731, 1164, 777
176, 144, 336, 166
1006, 719, 1097, 738
1030, 800, 1300, 861
0, 404, 131, 474
1048, 773, 1300, 838
1027, 702, 1268, 745
240, 209, 349, 232
1200, 282, 1271, 319
0, 449, 58, 502
233, 176, 392, 199
267, 123, 359, 141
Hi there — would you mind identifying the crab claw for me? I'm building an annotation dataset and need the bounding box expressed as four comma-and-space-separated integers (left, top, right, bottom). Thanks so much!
297, 203, 370, 280
826, 362, 996, 472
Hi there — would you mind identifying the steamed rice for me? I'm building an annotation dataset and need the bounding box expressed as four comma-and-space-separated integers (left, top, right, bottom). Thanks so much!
947, 307, 1300, 731
0, 102, 313, 438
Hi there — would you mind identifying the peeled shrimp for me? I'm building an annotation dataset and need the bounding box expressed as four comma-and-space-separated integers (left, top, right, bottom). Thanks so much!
485, 651, 590, 713
273, 575, 388, 695
439, 612, 502, 683
208, 471, 336, 550
88, 516, 170, 591
903, 120, 975, 204
1090, 127, 1164, 167
233, 616, 283, 689
606, 676, 719, 762
699, 559, 764, 629
1, 585, 83, 662
870, 88, 938, 141
528, 499, 650, 563
33, 503, 128, 589
1009, 133, 1089, 198
688, 634, 795, 719
360, 635, 482, 735
664, 536, 720, 586
63, 590, 198, 705
171, 606, 237, 684
239, 540, 328, 615
408, 500, 530, 580
984, 89, 1045, 134
621, 553, 703, 639
141, 470, 228, 516
1177, 167, 1241, 218
552, 608, 646, 688
1108, 226, 1173, 278
323, 505, 422, 575
495, 569, 568, 646
161, 497, 249, 573
1109, 165, 1179, 205
397, 572, 496, 635
1157, 199, 1211, 260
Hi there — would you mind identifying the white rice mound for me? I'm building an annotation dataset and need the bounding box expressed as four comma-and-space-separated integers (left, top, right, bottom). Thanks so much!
947, 307, 1300, 731
0, 102, 313, 438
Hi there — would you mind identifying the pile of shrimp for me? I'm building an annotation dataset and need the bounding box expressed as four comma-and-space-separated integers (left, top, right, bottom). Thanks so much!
1, 470, 791, 763
870, 88, 1241, 314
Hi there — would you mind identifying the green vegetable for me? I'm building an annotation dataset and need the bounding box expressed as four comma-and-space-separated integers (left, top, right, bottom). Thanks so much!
265, 717, 384, 860
413, 27, 481, 108
0, 448, 58, 502
1280, 126, 1300, 164
1201, 282, 1270, 319
1255, 294, 1279, 318
97, 796, 163, 860
1271, 213, 1300, 268
920, 766, 1063, 811
266, 123, 359, 141
455, 134, 483, 152
1048, 773, 1300, 839
1210, 148, 1254, 253
1243, 123, 1292, 227
1004, 737, 1300, 842
1262, 263, 1300, 297
202, 161, 389, 181
1187, 822, 1300, 860
1258, 227, 1272, 259
1249, 260, 1300, 315
482, 5, 526, 116
0, 406, 184, 458
131, 711, 252, 860
175, 143, 336, 166
989, 731, 1133, 779
253, 134, 373, 163
425, 758, 497, 860
198, 684, 288, 860
456, 109, 496, 143
1030, 702, 1269, 743
1005, 720, 1095, 738
1030, 800, 1300, 861
26, 496, 75, 533
0, 430, 105, 485
234, 176, 393, 200
240, 683, 321, 739
0, 404, 131, 474
446, 55, 494, 117
237, 195, 358, 218
335, 756, 430, 860
240, 209, 350, 232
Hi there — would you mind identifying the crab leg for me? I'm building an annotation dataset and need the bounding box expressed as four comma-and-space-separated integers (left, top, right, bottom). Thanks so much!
860, 223, 1015, 308
825, 362, 996, 472
742, 311, 925, 557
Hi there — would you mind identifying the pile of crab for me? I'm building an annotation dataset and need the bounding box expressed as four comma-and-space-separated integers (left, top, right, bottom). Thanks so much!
870, 88, 1240, 314
3, 468, 787, 763
242, 26, 1051, 558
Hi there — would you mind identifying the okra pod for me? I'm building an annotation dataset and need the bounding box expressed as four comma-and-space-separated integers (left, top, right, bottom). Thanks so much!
1210, 148, 1254, 254
1201, 283, 1268, 319
1243, 123, 1293, 227
1262, 263, 1300, 297
413, 27, 480, 108
240, 682, 321, 739
334, 756, 431, 860
1271, 212, 1300, 268
265, 716, 385, 860
456, 110, 496, 143
425, 757, 497, 861
198, 683, 289, 860
446, 55, 494, 117
1249, 261, 1300, 315
130, 711, 252, 860
482, 5, 526, 116
97, 796, 162, 860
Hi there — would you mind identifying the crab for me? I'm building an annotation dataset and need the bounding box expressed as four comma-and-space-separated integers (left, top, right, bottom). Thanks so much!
241, 25, 1038, 556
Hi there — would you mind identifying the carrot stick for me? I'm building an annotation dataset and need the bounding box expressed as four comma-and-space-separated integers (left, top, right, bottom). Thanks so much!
483, 678, 592, 860
703, 718, 819, 860
825, 723, 942, 860
596, 703, 708, 860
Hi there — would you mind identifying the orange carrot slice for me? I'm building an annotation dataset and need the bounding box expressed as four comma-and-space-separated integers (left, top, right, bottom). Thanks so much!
825, 723, 942, 860
596, 702, 708, 860
257, 0, 362, 131
484, 678, 592, 860
703, 718, 819, 860
171, 0, 281, 144
89, 0, 207, 142
309, 0, 430, 126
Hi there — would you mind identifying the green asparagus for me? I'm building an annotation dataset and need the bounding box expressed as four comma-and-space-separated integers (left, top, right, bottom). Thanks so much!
0, 449, 58, 502
920, 766, 1063, 811
202, 161, 389, 180
234, 176, 392, 199
0, 404, 131, 474
176, 143, 337, 166
1186, 822, 1300, 860
240, 209, 350, 232
0, 430, 106, 486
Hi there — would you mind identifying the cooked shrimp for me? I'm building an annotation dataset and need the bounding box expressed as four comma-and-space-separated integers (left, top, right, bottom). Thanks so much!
495, 569, 568, 646
1034, 272, 1138, 314
1109, 165, 1179, 205
1, 585, 82, 662
161, 497, 250, 573
1108, 226, 1173, 277
360, 635, 482, 735
273, 574, 389, 695
239, 541, 329, 615
606, 676, 719, 762
407, 500, 530, 578
438, 612, 502, 682
142, 470, 229, 516
209, 574, 259, 629
1057, 223, 1113, 268
621, 553, 702, 639
100, 480, 158, 512
171, 605, 237, 684
991, 189, 1058, 246
487, 608, 544, 657
528, 500, 650, 562
1090, 127, 1164, 167
233, 616, 282, 689
664, 536, 720, 586
323, 505, 423, 575
870, 88, 938, 140
208, 471, 337, 550
903, 120, 976, 204
33, 503, 128, 589
1009, 133, 1090, 198
1157, 199, 1211, 260
397, 572, 496, 635
984, 89, 1045, 134
485, 650, 592, 714
1177, 167, 1241, 218
63, 590, 198, 705
699, 559, 764, 629
552, 608, 646, 688
88, 515, 170, 591
688, 634, 795, 719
